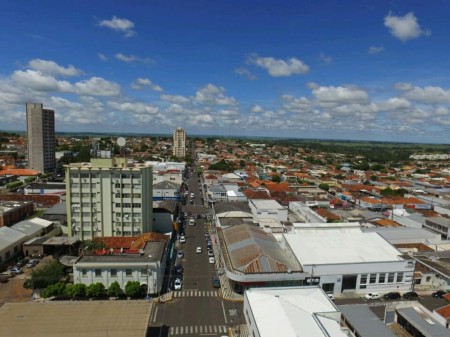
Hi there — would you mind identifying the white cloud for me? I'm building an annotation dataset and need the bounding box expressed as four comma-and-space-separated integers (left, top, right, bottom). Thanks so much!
114, 53, 154, 64
74, 77, 121, 96
194, 84, 237, 106
234, 67, 257, 80
98, 53, 108, 61
384, 12, 431, 42
378, 97, 412, 110
131, 78, 163, 92
319, 53, 332, 64
395, 83, 450, 104
368, 45, 384, 54
160, 94, 190, 104
98, 16, 136, 38
248, 55, 309, 77
12, 69, 72, 92
108, 101, 159, 115
312, 85, 369, 106
28, 59, 82, 77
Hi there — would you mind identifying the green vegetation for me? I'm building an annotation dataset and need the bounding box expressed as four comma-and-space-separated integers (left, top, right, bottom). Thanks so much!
86, 283, 106, 298
208, 159, 235, 172
108, 281, 123, 297
318, 183, 330, 191
27, 261, 66, 289
5, 181, 23, 189
125, 281, 143, 298
380, 188, 408, 197
271, 174, 281, 183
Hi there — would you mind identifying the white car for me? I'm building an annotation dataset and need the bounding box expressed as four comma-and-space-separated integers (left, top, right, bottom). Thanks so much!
364, 292, 381, 300
177, 250, 184, 259
174, 278, 182, 290
209, 257, 215, 264
326, 293, 335, 301
189, 218, 195, 226
179, 236, 186, 243
196, 246, 202, 254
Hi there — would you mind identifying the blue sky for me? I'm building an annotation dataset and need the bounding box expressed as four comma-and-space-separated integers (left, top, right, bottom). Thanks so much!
1, 0, 450, 143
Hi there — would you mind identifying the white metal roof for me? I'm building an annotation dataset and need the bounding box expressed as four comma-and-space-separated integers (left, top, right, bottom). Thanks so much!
284, 227, 403, 265
250, 199, 284, 209
245, 287, 346, 337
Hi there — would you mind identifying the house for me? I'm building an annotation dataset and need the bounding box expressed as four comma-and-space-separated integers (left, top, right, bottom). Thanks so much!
248, 199, 288, 222
0, 226, 28, 266
152, 180, 181, 201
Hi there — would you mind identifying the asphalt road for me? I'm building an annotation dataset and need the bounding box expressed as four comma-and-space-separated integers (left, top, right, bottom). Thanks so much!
149, 168, 244, 337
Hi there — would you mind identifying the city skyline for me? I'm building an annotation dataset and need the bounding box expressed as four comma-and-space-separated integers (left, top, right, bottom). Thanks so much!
1, 1, 450, 143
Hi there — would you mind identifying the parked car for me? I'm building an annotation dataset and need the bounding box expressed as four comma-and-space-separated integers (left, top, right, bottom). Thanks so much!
364, 292, 381, 300
26, 259, 39, 268
384, 292, 401, 300
326, 293, 335, 301
174, 278, 182, 290
173, 265, 184, 275
177, 250, 184, 259
10, 267, 23, 275
196, 247, 202, 254
432, 290, 447, 298
207, 249, 214, 257
189, 218, 195, 226
212, 277, 221, 288
209, 257, 215, 264
179, 236, 186, 244
15, 258, 29, 268
403, 291, 419, 300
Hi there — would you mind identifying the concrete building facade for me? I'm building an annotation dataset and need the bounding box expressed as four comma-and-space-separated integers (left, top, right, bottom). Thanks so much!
26, 103, 55, 173
172, 127, 186, 158
66, 158, 153, 240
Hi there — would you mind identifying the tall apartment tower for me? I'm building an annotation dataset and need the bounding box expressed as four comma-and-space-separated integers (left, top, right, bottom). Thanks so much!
66, 158, 153, 240
172, 127, 186, 158
26, 103, 56, 173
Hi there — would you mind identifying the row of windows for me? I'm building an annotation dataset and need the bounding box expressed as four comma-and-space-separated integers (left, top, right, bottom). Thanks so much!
114, 203, 141, 208
81, 268, 148, 277
360, 272, 404, 288
114, 193, 141, 198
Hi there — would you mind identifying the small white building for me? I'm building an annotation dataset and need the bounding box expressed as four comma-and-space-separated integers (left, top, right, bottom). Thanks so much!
0, 227, 28, 265
73, 240, 167, 295
282, 224, 415, 295
244, 287, 346, 337
249, 199, 288, 222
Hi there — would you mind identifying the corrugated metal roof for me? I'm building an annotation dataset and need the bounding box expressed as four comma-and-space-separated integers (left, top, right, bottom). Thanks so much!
339, 305, 395, 337
223, 224, 299, 273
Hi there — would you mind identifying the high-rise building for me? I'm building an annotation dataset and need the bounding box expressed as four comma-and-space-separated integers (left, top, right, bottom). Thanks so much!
65, 158, 153, 240
26, 103, 55, 173
172, 127, 186, 158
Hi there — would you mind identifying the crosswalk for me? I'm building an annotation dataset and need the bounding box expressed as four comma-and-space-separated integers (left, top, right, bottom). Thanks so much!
173, 290, 220, 298
169, 325, 227, 335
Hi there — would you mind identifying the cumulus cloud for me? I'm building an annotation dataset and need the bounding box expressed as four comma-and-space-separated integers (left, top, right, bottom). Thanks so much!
311, 85, 369, 106
368, 45, 384, 54
28, 59, 82, 77
248, 55, 309, 77
194, 84, 237, 106
160, 94, 190, 104
98, 16, 136, 38
395, 83, 450, 104
108, 101, 159, 115
74, 77, 120, 96
131, 78, 163, 92
12, 69, 72, 92
384, 12, 431, 42
234, 67, 257, 80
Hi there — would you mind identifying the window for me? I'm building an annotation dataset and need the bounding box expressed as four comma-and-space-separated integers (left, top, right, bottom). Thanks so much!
369, 274, 377, 284
397, 272, 404, 283
110, 269, 117, 277
388, 273, 395, 283
426, 276, 431, 282
140, 269, 147, 276
133, 194, 141, 198
82, 269, 87, 277
95, 269, 101, 277
132, 203, 141, 208
126, 269, 132, 276
360, 274, 367, 284
379, 273, 386, 283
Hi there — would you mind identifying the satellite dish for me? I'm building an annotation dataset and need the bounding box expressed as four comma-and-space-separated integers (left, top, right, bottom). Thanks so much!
117, 137, 126, 147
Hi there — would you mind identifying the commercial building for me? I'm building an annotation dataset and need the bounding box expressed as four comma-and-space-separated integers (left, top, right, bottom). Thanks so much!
172, 127, 186, 158
0, 200, 34, 227
26, 103, 55, 173
65, 158, 153, 240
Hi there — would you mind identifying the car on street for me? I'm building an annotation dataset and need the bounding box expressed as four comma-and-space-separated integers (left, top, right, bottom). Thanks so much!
196, 246, 202, 254
189, 218, 195, 226
173, 265, 184, 275
403, 291, 419, 300
364, 292, 381, 300
177, 250, 184, 259
212, 277, 221, 288
207, 249, 214, 257
384, 292, 401, 300
179, 235, 186, 244
174, 278, 182, 290
432, 290, 447, 298
209, 257, 215, 264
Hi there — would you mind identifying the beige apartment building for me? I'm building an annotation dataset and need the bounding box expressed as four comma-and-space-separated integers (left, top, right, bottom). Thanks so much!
172, 127, 186, 158
26, 103, 56, 173
66, 158, 153, 240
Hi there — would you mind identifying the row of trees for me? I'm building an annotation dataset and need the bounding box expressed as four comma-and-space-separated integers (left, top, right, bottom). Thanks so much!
42, 281, 144, 299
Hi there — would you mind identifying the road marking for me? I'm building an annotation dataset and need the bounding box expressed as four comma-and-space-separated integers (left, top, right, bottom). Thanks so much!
221, 301, 228, 324
153, 307, 158, 322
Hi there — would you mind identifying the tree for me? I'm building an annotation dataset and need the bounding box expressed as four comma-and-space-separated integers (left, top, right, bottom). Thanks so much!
318, 183, 330, 191
30, 261, 65, 289
125, 281, 143, 298
65, 283, 86, 298
108, 281, 123, 297
42, 282, 67, 298
271, 175, 281, 183
86, 283, 106, 298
